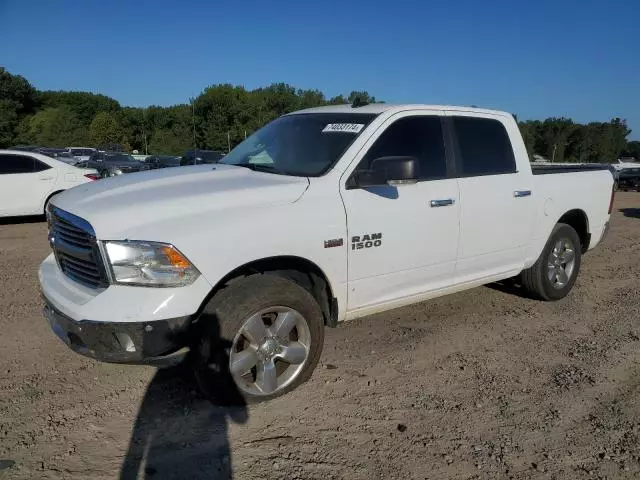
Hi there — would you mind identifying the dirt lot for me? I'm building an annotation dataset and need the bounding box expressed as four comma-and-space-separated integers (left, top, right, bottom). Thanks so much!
1, 194, 639, 480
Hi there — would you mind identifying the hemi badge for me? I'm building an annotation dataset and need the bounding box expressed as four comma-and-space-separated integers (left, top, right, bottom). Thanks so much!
324, 238, 344, 248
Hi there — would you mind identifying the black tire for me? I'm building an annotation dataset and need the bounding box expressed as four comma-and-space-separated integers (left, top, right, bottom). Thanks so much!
192, 274, 325, 405
520, 223, 582, 301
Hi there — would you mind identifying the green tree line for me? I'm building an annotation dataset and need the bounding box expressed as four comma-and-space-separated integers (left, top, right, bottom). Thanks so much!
1, 67, 638, 161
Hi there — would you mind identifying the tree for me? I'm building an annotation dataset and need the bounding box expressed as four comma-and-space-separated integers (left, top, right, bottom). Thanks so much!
4, 66, 636, 161
118, 107, 148, 153
328, 95, 347, 105
347, 90, 377, 104
38, 91, 120, 124
147, 105, 193, 154
90, 111, 123, 146
297, 89, 325, 109
624, 141, 640, 160
17, 107, 88, 146
0, 100, 20, 147
518, 120, 540, 160
0, 68, 37, 147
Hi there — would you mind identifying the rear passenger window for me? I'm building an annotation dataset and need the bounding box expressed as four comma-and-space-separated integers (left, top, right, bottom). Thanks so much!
0, 154, 48, 174
33, 159, 51, 172
453, 117, 516, 176
359, 116, 447, 180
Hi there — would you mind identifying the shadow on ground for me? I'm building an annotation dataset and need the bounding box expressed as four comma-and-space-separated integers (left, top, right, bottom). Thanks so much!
0, 215, 45, 226
487, 277, 533, 299
620, 208, 640, 219
120, 316, 249, 480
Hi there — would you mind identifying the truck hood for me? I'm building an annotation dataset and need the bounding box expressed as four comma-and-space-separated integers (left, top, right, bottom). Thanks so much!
52, 164, 309, 238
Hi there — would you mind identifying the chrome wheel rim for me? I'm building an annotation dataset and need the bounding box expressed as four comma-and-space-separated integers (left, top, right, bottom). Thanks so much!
547, 238, 576, 289
228, 306, 311, 396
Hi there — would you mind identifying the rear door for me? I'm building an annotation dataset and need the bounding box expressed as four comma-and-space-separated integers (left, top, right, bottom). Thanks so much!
446, 112, 535, 279
0, 153, 56, 216
342, 111, 460, 311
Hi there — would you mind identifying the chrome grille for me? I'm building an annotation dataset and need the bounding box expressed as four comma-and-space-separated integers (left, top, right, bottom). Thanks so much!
48, 207, 108, 289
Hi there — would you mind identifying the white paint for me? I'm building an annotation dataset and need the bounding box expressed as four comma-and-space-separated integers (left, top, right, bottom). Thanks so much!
0, 150, 98, 217
39, 105, 613, 330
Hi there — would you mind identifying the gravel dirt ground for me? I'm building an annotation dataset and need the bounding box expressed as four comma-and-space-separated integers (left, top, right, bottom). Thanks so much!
1, 193, 639, 480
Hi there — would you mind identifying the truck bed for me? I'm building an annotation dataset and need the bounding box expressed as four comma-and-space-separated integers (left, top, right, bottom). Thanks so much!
531, 163, 611, 175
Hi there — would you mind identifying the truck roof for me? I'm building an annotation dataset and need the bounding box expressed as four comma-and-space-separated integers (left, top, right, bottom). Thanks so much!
290, 103, 512, 117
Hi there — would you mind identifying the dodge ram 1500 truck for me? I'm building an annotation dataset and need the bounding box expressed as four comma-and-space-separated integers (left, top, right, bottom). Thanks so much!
39, 104, 615, 403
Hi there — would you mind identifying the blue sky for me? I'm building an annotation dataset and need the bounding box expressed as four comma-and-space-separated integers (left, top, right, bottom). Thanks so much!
1, 0, 638, 138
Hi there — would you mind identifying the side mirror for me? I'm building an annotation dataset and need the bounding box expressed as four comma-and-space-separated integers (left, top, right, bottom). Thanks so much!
350, 156, 419, 188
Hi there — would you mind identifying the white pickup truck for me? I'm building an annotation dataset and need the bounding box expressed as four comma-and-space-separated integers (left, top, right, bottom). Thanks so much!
39, 104, 614, 403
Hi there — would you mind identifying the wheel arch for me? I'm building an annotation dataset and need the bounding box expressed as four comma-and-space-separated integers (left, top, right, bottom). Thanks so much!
43, 189, 65, 214
198, 256, 338, 327
557, 209, 590, 252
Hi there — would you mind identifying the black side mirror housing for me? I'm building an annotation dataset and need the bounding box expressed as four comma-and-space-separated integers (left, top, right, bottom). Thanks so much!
349, 156, 419, 189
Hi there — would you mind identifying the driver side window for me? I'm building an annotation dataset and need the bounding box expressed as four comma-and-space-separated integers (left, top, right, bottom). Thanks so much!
357, 116, 447, 180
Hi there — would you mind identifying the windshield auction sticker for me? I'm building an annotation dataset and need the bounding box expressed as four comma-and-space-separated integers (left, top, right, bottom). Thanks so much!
322, 123, 365, 133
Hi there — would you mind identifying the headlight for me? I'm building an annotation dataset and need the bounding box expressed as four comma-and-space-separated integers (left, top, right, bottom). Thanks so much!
104, 241, 200, 287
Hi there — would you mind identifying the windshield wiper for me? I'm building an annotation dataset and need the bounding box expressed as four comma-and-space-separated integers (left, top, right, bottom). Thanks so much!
233, 163, 286, 175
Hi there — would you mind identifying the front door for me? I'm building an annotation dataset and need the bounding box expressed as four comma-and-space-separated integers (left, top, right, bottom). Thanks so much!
341, 112, 460, 312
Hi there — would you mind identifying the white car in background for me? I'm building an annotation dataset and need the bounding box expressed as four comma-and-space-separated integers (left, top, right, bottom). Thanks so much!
65, 147, 96, 162
0, 150, 99, 217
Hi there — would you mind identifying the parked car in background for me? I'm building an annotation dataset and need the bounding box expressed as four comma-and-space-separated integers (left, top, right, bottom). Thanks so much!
37, 149, 81, 165
180, 149, 224, 166
9, 145, 41, 152
37, 148, 67, 157
618, 167, 640, 191
0, 150, 98, 217
66, 147, 96, 162
144, 155, 182, 169
87, 151, 150, 177
43, 151, 80, 166
40, 104, 614, 403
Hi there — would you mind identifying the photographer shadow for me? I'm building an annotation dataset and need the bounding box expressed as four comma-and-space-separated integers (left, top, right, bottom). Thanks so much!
120, 317, 248, 480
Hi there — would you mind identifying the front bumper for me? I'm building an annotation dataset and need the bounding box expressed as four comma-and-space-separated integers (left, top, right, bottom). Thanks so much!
43, 297, 191, 365
39, 253, 212, 365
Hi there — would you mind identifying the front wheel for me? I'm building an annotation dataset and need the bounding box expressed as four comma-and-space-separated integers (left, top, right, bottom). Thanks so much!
520, 223, 582, 301
193, 274, 325, 404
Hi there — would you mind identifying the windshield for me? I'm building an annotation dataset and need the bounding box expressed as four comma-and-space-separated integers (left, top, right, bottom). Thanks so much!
219, 113, 377, 176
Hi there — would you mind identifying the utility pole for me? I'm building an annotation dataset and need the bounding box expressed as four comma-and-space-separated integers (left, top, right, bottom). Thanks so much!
227, 131, 231, 153
552, 144, 557, 162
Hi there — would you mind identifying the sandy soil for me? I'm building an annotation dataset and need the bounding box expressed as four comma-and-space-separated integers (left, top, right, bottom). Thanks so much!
0, 193, 639, 480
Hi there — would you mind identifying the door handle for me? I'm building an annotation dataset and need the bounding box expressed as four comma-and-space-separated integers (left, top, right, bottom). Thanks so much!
430, 198, 455, 207
513, 190, 532, 198
39, 177, 54, 181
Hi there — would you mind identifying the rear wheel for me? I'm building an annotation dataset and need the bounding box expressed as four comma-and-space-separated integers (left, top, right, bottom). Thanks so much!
193, 274, 325, 404
520, 223, 582, 301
